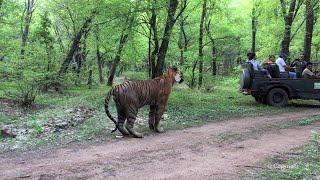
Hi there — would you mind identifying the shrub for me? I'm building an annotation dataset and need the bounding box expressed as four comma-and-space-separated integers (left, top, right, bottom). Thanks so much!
4, 70, 43, 108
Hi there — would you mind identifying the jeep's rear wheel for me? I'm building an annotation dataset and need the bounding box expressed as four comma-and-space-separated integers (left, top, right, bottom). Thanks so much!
266, 88, 288, 107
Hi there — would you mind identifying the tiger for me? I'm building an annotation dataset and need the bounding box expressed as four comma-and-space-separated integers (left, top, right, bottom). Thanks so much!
104, 67, 184, 138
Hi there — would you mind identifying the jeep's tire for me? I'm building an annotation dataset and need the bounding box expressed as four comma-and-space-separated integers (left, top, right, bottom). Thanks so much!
240, 68, 251, 89
266, 88, 288, 107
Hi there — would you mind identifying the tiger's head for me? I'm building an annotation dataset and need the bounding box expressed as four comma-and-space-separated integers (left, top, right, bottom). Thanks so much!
167, 66, 184, 84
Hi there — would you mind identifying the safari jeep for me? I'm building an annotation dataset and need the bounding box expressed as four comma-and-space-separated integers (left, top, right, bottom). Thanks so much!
240, 63, 320, 107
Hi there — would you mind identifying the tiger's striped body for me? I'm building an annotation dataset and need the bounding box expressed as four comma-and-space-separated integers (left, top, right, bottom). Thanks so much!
104, 67, 183, 138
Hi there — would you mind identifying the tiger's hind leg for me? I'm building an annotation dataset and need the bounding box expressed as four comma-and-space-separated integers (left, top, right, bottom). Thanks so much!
148, 105, 156, 130
125, 116, 143, 138
125, 106, 143, 138
116, 107, 129, 136
154, 105, 166, 133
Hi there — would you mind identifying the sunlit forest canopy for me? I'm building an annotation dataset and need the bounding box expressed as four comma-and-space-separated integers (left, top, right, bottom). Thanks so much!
0, 0, 319, 94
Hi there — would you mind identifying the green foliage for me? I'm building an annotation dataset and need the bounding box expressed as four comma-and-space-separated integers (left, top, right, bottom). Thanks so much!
0, 112, 12, 125
4, 71, 42, 107
35, 11, 54, 47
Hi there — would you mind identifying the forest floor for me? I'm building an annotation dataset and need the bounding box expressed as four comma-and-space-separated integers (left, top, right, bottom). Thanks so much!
0, 109, 320, 179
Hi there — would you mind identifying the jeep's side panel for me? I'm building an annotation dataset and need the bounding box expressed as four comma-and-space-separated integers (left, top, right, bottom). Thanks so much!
291, 79, 320, 99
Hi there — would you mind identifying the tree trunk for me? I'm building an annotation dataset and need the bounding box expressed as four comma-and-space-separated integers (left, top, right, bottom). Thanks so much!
58, 12, 95, 76
191, 60, 198, 88
280, 0, 302, 56
21, 0, 35, 58
149, 3, 158, 79
107, 33, 128, 86
178, 13, 187, 66
153, 0, 179, 78
303, 0, 315, 62
198, 0, 207, 88
148, 22, 152, 78
206, 18, 217, 76
211, 42, 217, 76
251, 6, 257, 52
45, 44, 52, 72
87, 69, 93, 89
0, 0, 3, 9
95, 25, 104, 84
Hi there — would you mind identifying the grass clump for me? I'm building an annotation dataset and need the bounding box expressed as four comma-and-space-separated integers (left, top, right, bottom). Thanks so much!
261, 132, 320, 179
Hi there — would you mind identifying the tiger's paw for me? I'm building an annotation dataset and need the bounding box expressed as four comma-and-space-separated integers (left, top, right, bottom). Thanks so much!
125, 124, 144, 138
149, 124, 155, 130
133, 132, 143, 138
155, 127, 164, 133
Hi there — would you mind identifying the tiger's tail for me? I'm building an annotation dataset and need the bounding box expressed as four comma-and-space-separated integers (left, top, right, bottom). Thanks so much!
104, 88, 118, 133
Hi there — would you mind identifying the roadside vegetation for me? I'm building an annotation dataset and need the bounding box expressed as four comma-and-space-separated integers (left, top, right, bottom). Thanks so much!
261, 132, 320, 179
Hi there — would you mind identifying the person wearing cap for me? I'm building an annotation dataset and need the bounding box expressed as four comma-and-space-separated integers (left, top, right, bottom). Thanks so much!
302, 62, 320, 79
275, 53, 296, 78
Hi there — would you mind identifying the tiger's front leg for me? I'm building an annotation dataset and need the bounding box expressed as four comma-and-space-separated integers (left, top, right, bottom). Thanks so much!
148, 105, 156, 130
154, 105, 166, 133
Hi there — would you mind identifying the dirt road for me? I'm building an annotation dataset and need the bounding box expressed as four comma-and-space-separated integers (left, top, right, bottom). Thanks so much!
1, 110, 320, 180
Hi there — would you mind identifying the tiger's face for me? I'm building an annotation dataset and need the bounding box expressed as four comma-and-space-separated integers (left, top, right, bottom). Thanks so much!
172, 68, 184, 84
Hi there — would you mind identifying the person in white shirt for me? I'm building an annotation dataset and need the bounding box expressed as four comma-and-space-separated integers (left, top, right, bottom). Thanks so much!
275, 53, 296, 78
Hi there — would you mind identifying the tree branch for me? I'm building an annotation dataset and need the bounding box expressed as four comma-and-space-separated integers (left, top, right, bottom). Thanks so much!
174, 0, 187, 23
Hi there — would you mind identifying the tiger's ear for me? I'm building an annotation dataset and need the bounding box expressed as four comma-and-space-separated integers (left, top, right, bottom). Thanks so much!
171, 66, 178, 72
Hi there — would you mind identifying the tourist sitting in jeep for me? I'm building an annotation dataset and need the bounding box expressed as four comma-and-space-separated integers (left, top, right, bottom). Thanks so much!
262, 54, 276, 65
248, 52, 272, 79
275, 53, 296, 78
302, 62, 320, 79
290, 54, 307, 77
